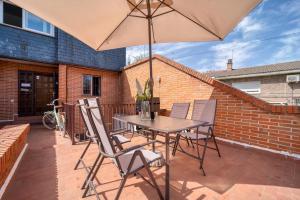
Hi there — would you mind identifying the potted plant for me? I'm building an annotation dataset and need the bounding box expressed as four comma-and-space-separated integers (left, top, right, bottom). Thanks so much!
136, 79, 151, 120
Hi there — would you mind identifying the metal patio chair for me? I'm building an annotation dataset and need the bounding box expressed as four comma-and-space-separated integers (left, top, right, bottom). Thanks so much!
153, 102, 191, 144
74, 98, 131, 191
172, 99, 221, 176
83, 98, 164, 200
169, 103, 190, 119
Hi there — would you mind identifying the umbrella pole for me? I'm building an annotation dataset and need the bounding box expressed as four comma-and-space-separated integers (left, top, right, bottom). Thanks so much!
146, 0, 155, 120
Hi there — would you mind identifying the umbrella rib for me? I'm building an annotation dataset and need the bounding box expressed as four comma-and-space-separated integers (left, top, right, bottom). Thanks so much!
151, 0, 164, 17
152, 10, 174, 18
126, 0, 147, 17
96, 0, 145, 50
129, 14, 147, 19
156, 0, 223, 40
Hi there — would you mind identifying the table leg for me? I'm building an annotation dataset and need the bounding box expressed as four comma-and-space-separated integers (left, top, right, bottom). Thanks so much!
165, 133, 170, 200
152, 131, 155, 152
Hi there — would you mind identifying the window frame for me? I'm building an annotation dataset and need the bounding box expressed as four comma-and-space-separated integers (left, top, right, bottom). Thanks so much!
0, 0, 55, 37
22, 9, 54, 36
82, 75, 101, 97
232, 81, 261, 94
0, 1, 3, 24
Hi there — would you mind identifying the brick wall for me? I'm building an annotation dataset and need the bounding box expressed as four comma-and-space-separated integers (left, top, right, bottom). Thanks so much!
0, 60, 57, 121
0, 24, 57, 64
0, 24, 126, 71
0, 124, 29, 188
57, 30, 126, 71
58, 64, 121, 133
121, 55, 300, 154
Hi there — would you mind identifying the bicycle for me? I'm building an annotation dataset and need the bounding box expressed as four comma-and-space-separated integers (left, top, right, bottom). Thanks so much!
42, 99, 65, 132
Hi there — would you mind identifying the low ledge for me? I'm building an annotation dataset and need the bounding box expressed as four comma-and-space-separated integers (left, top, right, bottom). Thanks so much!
0, 124, 30, 189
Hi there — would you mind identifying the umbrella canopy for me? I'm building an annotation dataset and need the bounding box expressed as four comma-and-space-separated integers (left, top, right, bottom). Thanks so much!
9, 0, 261, 51
10, 0, 261, 119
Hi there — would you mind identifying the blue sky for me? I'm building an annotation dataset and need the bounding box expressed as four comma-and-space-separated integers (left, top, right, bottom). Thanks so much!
126, 0, 300, 72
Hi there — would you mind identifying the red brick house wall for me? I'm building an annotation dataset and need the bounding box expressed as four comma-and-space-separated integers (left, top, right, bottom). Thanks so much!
121, 55, 300, 154
58, 64, 121, 133
0, 60, 57, 122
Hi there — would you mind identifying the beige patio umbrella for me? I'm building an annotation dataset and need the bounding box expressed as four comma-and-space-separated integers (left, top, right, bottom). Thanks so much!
10, 0, 261, 117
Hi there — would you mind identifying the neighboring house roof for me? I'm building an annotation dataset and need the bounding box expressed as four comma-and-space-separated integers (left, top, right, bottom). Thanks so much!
123, 55, 300, 114
206, 61, 300, 80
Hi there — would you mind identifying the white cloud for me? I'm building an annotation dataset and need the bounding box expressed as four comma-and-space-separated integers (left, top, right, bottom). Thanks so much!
271, 29, 300, 62
236, 16, 263, 38
210, 40, 260, 69
153, 42, 201, 56
126, 45, 149, 64
126, 42, 202, 64
279, 0, 300, 16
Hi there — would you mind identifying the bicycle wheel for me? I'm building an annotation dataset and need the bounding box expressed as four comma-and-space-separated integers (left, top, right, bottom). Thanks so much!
57, 113, 65, 132
43, 112, 57, 130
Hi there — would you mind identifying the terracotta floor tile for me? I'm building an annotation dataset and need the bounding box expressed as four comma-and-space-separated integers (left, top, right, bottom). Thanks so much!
2, 125, 300, 200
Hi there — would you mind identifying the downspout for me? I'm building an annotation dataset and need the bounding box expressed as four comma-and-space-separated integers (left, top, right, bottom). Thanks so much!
66, 65, 68, 103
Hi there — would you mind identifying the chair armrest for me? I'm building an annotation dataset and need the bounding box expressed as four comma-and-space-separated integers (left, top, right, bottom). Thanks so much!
114, 140, 156, 157
200, 122, 213, 127
110, 129, 128, 136
84, 106, 99, 110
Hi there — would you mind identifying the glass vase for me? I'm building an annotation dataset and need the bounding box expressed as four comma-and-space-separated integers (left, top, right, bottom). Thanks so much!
140, 101, 151, 120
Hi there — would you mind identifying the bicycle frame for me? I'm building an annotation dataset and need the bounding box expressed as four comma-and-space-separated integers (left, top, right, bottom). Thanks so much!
45, 99, 65, 131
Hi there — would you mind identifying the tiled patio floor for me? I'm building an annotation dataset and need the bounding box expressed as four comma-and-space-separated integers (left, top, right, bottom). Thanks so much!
3, 125, 300, 200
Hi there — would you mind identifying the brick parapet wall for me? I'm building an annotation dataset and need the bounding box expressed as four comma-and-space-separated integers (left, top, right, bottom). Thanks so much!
121, 56, 300, 154
0, 124, 30, 187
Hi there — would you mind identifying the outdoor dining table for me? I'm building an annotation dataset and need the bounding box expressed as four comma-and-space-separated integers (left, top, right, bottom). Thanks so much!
113, 115, 209, 200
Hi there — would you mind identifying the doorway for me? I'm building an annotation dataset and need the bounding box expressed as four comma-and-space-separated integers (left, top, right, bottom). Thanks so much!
18, 70, 58, 116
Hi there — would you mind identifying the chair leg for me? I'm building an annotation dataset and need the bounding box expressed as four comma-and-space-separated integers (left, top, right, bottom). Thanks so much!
199, 139, 208, 176
81, 153, 101, 189
172, 134, 180, 156
185, 136, 190, 146
212, 132, 221, 157
189, 138, 195, 148
144, 162, 164, 200
75, 140, 92, 170
115, 175, 128, 200
83, 155, 104, 197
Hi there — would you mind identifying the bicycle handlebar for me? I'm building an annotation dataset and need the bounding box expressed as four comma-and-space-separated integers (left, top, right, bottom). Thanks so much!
47, 99, 62, 106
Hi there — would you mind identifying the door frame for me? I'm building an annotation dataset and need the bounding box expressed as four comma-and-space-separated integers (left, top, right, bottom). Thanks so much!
18, 70, 58, 116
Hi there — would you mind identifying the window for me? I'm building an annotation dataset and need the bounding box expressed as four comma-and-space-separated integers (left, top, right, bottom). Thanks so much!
0, 1, 54, 36
23, 11, 54, 35
0, 1, 2, 23
232, 81, 261, 94
83, 75, 101, 96
3, 1, 22, 27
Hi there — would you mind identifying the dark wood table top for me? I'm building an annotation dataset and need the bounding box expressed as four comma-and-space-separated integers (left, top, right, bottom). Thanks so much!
113, 115, 209, 133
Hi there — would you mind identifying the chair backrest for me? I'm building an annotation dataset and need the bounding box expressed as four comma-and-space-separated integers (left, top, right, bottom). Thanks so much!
170, 103, 190, 119
78, 99, 97, 143
86, 98, 115, 157
191, 99, 217, 133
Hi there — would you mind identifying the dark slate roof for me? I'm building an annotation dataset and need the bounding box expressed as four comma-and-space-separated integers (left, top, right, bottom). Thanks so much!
206, 60, 300, 79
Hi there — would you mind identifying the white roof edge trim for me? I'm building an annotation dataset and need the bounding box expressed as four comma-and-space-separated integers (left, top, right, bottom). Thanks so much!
214, 69, 300, 80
